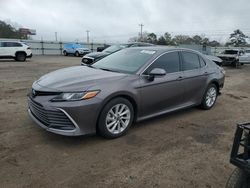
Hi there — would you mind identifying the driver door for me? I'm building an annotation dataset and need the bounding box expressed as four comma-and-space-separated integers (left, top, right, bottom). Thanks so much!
138, 51, 185, 117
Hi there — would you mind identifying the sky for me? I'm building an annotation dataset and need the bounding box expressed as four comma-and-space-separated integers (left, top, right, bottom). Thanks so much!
0, 0, 250, 43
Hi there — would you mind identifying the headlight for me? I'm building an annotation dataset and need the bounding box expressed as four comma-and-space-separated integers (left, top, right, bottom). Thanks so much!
51, 91, 99, 102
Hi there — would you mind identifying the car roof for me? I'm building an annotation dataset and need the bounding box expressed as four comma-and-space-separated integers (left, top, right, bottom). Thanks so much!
0, 41, 21, 43
124, 46, 203, 54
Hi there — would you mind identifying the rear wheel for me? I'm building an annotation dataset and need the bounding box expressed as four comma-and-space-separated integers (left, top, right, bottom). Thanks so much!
97, 98, 134, 138
201, 84, 218, 110
15, 52, 26, 62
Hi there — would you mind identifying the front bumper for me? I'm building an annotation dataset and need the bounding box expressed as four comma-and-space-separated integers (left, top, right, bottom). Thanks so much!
27, 95, 102, 136
28, 108, 82, 136
27, 53, 32, 58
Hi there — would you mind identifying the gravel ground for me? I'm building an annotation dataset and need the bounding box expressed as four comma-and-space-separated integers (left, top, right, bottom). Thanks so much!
0, 56, 250, 188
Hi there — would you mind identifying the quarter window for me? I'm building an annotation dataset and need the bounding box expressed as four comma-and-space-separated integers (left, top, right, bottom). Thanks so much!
146, 52, 180, 74
199, 57, 206, 68
182, 52, 200, 71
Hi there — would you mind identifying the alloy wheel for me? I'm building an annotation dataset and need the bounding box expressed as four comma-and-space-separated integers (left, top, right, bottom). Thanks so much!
205, 87, 217, 108
105, 104, 131, 134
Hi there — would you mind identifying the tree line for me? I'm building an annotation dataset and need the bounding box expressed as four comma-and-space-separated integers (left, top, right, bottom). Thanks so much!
0, 20, 28, 39
0, 19, 249, 47
129, 29, 249, 47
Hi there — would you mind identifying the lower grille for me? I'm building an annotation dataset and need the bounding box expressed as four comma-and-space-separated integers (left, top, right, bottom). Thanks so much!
28, 98, 75, 131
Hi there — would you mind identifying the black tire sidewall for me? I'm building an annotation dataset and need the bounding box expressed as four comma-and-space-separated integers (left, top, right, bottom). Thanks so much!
225, 168, 248, 188
98, 97, 134, 139
16, 53, 26, 62
75, 51, 79, 57
201, 83, 218, 110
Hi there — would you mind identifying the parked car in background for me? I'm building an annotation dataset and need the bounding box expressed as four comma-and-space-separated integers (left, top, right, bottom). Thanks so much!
28, 47, 225, 138
206, 55, 223, 66
81, 42, 154, 65
217, 49, 244, 67
239, 49, 250, 64
63, 43, 91, 57
96, 44, 111, 52
0, 41, 32, 61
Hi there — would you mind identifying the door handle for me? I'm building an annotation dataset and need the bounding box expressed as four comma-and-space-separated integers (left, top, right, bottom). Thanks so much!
176, 76, 183, 81
203, 72, 208, 75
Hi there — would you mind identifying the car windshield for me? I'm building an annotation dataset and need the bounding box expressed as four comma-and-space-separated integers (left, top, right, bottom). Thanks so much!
223, 50, 238, 54
92, 48, 156, 74
103, 44, 127, 53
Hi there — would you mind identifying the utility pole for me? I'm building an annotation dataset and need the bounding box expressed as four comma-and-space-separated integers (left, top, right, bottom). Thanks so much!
86, 30, 90, 44
139, 23, 144, 41
55, 32, 58, 41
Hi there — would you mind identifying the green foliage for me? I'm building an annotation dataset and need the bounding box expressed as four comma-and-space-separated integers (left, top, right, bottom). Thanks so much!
227, 29, 248, 47
0, 20, 26, 39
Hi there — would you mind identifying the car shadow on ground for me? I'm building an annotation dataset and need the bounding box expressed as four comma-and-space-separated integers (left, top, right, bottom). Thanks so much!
37, 106, 199, 146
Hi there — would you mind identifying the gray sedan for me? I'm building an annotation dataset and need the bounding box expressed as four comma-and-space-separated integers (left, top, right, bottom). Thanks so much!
28, 47, 225, 138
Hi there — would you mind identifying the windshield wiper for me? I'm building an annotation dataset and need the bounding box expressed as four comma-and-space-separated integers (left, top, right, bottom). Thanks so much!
99, 68, 113, 72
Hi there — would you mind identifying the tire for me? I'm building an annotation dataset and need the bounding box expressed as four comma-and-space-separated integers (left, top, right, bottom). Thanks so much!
75, 51, 80, 57
201, 83, 218, 110
63, 51, 68, 56
225, 168, 250, 188
15, 52, 26, 62
97, 97, 134, 139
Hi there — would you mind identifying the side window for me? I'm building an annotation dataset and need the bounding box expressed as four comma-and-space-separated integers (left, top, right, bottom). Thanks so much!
182, 52, 200, 71
146, 52, 180, 74
199, 56, 206, 68
13, 42, 22, 47
2, 42, 22, 47
2, 42, 8, 47
0, 42, 2, 47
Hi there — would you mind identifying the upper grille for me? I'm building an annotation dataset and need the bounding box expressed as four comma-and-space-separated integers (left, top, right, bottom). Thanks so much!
28, 98, 75, 131
31, 89, 61, 97
82, 57, 94, 65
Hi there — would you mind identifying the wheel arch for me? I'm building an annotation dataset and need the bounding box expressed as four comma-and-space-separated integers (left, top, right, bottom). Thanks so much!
15, 51, 27, 56
209, 79, 220, 92
95, 92, 138, 132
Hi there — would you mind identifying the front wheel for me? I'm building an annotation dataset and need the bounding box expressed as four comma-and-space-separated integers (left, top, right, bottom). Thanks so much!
201, 84, 218, 110
63, 51, 68, 56
225, 168, 250, 188
75, 51, 80, 57
97, 98, 134, 139
15, 52, 26, 62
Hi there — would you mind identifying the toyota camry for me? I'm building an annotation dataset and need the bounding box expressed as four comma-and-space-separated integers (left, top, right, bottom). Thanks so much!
28, 47, 225, 138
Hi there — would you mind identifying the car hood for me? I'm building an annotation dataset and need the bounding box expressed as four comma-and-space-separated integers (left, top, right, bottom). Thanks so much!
33, 66, 127, 92
206, 55, 222, 63
217, 54, 238, 58
84, 51, 110, 59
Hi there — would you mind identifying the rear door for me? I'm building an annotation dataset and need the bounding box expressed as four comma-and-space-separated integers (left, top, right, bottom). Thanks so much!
180, 51, 208, 105
2, 42, 23, 56
139, 51, 185, 117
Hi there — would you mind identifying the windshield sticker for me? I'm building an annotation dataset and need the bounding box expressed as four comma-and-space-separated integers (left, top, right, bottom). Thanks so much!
140, 50, 156, 55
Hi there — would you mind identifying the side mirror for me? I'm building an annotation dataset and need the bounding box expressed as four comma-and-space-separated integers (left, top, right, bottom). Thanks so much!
147, 68, 166, 81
